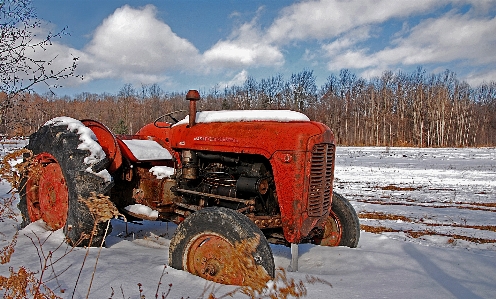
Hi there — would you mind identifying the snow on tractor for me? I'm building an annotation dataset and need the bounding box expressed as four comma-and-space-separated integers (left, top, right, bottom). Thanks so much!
18, 90, 360, 285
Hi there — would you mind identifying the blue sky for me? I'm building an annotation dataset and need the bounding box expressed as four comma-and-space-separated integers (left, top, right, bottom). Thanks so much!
32, 0, 496, 96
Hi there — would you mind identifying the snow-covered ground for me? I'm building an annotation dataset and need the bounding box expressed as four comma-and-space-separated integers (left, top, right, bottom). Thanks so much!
1, 142, 495, 298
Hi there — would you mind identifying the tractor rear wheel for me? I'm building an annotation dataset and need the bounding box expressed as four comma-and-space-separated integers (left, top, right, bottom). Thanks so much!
313, 192, 360, 248
18, 119, 113, 247
169, 207, 275, 286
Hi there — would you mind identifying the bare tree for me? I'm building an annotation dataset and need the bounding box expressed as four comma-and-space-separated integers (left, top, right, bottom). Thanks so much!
0, 0, 79, 133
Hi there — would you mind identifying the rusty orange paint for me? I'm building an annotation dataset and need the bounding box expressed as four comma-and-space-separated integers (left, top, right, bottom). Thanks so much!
314, 211, 342, 246
26, 153, 69, 230
184, 233, 245, 285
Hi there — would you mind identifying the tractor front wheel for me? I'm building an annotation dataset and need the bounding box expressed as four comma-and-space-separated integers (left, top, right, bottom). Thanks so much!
169, 207, 275, 286
313, 192, 360, 248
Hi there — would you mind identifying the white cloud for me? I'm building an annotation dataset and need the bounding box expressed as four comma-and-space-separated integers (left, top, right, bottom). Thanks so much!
397, 13, 496, 65
203, 41, 283, 68
266, 0, 443, 44
203, 14, 284, 69
218, 70, 249, 88
465, 69, 496, 86
325, 12, 496, 73
82, 5, 200, 82
322, 26, 372, 56
327, 49, 377, 70
63, 4, 283, 85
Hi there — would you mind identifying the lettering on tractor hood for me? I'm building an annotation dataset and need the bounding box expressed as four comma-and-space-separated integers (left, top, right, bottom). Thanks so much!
193, 136, 239, 143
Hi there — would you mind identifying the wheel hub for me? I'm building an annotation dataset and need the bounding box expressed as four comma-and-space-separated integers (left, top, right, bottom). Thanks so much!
201, 258, 220, 276
26, 153, 69, 230
185, 233, 244, 285
316, 211, 343, 246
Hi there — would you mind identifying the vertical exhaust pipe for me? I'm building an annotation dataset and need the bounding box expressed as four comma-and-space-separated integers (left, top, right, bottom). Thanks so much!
186, 90, 200, 127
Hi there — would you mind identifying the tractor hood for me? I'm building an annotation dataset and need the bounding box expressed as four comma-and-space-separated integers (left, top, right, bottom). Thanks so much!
169, 110, 333, 158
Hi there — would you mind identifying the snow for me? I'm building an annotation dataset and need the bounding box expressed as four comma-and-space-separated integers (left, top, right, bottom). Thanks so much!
45, 117, 106, 166
124, 204, 159, 220
122, 139, 173, 160
1, 143, 496, 298
85, 167, 113, 182
174, 110, 310, 126
334, 146, 496, 251
149, 165, 175, 179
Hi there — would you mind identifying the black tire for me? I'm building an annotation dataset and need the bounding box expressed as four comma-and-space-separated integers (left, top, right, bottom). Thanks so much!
18, 120, 113, 247
331, 192, 360, 247
312, 191, 360, 248
169, 207, 275, 285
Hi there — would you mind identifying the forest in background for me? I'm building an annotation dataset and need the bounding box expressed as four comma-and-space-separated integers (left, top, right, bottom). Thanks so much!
2, 68, 495, 147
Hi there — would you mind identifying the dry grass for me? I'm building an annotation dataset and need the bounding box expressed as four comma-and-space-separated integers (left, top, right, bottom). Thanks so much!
0, 197, 17, 224
379, 184, 418, 191
206, 268, 332, 299
79, 192, 122, 225
356, 198, 496, 212
0, 266, 62, 299
76, 193, 122, 299
0, 232, 17, 265
0, 148, 32, 192
222, 234, 272, 289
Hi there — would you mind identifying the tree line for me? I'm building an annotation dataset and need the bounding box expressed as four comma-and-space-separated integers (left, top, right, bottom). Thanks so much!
2, 68, 495, 147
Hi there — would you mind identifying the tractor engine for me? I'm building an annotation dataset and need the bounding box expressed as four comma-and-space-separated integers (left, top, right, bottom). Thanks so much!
175, 150, 278, 218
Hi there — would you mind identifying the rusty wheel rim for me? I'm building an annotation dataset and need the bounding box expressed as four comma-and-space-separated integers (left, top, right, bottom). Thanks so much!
318, 211, 343, 246
184, 232, 244, 285
26, 153, 69, 230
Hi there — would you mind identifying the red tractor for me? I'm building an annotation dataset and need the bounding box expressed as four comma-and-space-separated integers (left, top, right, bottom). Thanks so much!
19, 90, 359, 285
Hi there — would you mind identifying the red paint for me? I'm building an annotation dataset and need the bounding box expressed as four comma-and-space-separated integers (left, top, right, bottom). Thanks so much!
82, 119, 123, 172
26, 153, 69, 230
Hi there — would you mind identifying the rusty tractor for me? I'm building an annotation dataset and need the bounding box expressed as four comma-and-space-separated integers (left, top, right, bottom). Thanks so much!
19, 90, 360, 285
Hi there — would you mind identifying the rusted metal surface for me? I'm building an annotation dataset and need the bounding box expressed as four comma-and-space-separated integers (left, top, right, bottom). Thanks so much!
313, 211, 342, 246
175, 188, 256, 205
134, 167, 175, 210
247, 215, 282, 229
26, 153, 68, 230
184, 232, 244, 285
186, 89, 200, 127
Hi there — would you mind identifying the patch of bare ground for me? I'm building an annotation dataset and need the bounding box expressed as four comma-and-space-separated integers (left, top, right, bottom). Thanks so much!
378, 184, 419, 191
359, 211, 496, 231
360, 225, 496, 244
358, 212, 412, 222
356, 199, 496, 212
359, 212, 496, 244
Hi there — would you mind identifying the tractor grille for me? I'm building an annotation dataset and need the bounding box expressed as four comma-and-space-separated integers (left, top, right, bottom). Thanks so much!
308, 143, 335, 217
